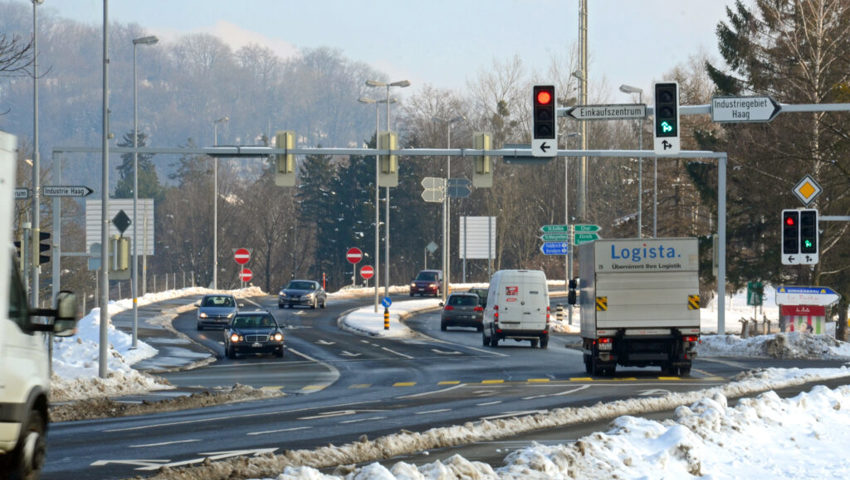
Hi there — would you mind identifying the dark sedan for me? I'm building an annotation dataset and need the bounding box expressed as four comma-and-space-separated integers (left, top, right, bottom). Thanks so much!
440, 292, 484, 331
278, 280, 327, 309
223, 311, 285, 359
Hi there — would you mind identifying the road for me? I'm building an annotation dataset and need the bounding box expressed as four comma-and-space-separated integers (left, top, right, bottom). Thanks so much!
43, 294, 849, 479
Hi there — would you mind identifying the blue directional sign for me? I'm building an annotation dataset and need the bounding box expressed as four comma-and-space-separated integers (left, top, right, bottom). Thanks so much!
777, 286, 837, 296
381, 296, 392, 308
540, 242, 569, 255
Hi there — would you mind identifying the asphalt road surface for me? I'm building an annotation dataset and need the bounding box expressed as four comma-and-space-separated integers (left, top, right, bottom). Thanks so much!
43, 294, 850, 480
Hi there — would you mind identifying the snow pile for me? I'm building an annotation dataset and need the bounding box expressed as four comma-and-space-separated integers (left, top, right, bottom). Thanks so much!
700, 332, 850, 359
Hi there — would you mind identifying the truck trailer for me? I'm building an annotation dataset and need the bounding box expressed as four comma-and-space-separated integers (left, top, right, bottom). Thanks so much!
574, 238, 700, 377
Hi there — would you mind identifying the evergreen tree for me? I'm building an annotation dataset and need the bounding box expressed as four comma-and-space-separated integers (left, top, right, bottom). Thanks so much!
114, 131, 164, 202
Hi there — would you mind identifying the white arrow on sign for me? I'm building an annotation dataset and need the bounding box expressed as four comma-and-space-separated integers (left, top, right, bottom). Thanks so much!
531, 139, 556, 157
711, 95, 781, 123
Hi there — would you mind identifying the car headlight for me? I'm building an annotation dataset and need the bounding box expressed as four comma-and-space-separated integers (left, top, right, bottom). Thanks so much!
430, 283, 438, 288
226, 312, 235, 318
305, 293, 314, 299
199, 312, 208, 318
279, 292, 287, 298
230, 333, 241, 343
273, 332, 284, 342
410, 283, 416, 288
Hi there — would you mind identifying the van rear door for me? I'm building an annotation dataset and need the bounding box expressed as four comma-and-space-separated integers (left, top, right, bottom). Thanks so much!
497, 273, 548, 330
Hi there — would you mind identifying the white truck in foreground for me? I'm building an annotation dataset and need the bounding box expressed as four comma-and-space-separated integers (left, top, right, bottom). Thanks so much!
0, 131, 78, 479
574, 238, 700, 377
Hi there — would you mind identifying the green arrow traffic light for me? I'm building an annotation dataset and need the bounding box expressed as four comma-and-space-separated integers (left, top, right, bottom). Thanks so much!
661, 121, 673, 133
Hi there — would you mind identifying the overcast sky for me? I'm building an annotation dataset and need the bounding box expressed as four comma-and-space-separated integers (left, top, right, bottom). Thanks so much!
28, 0, 738, 99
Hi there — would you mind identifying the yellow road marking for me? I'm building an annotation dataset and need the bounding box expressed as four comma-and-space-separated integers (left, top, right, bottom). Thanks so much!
438, 380, 460, 385
527, 378, 550, 383
348, 384, 370, 389
393, 382, 416, 387
481, 379, 504, 384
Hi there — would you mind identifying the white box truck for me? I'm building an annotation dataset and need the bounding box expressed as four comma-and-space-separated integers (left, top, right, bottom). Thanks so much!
0, 131, 78, 479
575, 238, 700, 376
482, 269, 551, 348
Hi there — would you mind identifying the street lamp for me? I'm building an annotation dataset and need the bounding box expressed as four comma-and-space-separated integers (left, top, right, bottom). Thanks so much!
432, 115, 463, 300
358, 96, 396, 312
619, 84, 644, 238
365, 79, 410, 297
132, 34, 158, 348
212, 115, 229, 290
31, 0, 44, 308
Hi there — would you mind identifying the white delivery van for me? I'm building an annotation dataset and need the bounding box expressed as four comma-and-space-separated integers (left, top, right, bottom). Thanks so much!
482, 269, 550, 348
0, 131, 78, 479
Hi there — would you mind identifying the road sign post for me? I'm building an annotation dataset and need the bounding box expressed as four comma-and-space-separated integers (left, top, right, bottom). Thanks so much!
540, 242, 569, 255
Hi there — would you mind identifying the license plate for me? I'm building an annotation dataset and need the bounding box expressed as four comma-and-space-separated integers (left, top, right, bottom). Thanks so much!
252, 342, 261, 348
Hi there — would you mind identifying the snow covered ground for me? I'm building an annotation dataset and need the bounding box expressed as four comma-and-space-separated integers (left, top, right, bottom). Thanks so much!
50, 283, 850, 479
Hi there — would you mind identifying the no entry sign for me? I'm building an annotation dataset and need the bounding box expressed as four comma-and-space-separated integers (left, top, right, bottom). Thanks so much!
346, 247, 363, 264
234, 248, 251, 265
239, 268, 253, 283
360, 265, 374, 280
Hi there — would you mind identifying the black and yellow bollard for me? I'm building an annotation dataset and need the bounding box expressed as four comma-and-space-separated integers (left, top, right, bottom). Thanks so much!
383, 307, 390, 330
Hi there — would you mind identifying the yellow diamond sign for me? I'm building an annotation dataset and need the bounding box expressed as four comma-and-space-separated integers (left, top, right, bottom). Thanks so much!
792, 175, 822, 206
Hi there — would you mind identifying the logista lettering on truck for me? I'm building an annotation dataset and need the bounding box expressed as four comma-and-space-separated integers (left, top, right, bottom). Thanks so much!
609, 242, 679, 262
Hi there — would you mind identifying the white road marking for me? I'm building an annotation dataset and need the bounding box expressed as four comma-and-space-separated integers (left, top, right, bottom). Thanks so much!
521, 384, 591, 400
341, 350, 362, 357
416, 408, 451, 415
316, 339, 336, 345
130, 439, 200, 448
397, 383, 465, 399
247, 426, 311, 436
297, 410, 357, 421
340, 416, 386, 424
431, 348, 462, 355
476, 400, 502, 406
381, 346, 414, 359
481, 410, 547, 421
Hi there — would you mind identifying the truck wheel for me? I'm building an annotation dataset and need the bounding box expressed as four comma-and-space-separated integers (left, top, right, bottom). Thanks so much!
8, 409, 46, 480
539, 335, 549, 349
482, 330, 489, 346
530, 339, 539, 348
678, 364, 692, 376
583, 354, 592, 374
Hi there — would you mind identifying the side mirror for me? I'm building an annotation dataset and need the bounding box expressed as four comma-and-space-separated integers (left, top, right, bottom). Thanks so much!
194, 301, 201, 307
439, 302, 444, 307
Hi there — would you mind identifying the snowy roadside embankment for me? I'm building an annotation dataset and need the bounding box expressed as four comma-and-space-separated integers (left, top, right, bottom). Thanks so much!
50, 286, 265, 401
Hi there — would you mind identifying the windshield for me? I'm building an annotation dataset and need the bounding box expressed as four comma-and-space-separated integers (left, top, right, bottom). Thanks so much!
287, 281, 315, 290
416, 272, 438, 281
202, 296, 234, 308
232, 315, 276, 329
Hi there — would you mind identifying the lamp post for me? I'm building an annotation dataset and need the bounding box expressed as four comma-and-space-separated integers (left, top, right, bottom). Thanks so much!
432, 115, 463, 302
358, 96, 395, 312
365, 79, 410, 297
30, 0, 44, 308
619, 84, 643, 238
131, 35, 157, 347
212, 116, 228, 290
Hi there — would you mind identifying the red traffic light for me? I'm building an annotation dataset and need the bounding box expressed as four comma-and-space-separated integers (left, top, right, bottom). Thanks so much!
785, 215, 796, 226
536, 90, 552, 105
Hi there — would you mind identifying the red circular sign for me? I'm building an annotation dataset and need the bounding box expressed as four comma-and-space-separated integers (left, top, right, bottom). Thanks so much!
234, 248, 251, 265
346, 247, 363, 264
239, 268, 253, 282
360, 265, 374, 280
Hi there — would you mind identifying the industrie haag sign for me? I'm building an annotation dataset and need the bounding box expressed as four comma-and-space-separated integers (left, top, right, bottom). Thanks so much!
711, 95, 781, 123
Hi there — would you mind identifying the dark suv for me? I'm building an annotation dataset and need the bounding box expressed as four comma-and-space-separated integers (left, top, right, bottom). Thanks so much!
410, 269, 442, 297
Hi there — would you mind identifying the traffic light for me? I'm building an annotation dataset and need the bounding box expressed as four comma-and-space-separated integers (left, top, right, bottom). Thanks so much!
37, 231, 50, 265
274, 130, 296, 187
799, 209, 818, 255
377, 131, 398, 187
472, 132, 492, 188
781, 209, 799, 255
653, 82, 680, 154
533, 85, 556, 140
532, 85, 557, 158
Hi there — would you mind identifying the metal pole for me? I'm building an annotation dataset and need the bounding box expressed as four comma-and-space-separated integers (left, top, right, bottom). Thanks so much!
213, 125, 218, 290
31, 0, 41, 308
638, 91, 642, 238
374, 102, 380, 311
717, 154, 727, 334
384, 86, 390, 298
577, 0, 588, 221
653, 156, 658, 237
132, 42, 138, 348
445, 123, 451, 301
99, 0, 110, 379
